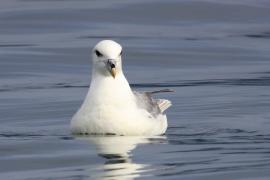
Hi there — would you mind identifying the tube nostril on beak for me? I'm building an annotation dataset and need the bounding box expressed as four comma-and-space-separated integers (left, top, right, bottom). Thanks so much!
110, 63, 115, 69
107, 59, 116, 69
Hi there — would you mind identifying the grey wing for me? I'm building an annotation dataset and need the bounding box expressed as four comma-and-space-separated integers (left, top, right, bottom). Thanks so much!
133, 89, 172, 117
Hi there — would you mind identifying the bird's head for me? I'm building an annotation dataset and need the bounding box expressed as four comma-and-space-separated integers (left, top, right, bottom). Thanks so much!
92, 40, 123, 79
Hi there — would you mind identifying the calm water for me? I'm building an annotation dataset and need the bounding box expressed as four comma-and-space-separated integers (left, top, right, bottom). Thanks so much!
1, 0, 270, 179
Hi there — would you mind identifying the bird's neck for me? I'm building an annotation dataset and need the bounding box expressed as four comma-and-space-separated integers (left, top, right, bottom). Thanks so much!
87, 72, 134, 103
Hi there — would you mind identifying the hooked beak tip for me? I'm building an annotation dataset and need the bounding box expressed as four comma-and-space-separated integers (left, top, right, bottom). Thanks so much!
111, 67, 116, 78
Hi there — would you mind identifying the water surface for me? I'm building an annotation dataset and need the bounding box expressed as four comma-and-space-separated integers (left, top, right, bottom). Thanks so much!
1, 0, 270, 179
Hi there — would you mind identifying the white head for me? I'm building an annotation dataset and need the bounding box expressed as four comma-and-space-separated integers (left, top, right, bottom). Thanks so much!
92, 40, 123, 79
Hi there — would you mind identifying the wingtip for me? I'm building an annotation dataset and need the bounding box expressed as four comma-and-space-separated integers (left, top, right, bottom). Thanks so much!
150, 89, 175, 94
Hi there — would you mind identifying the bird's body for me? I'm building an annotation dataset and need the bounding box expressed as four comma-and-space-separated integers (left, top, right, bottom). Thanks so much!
71, 40, 171, 136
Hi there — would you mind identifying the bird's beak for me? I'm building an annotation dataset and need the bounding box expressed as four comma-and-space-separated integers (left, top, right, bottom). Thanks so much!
111, 67, 116, 78
107, 59, 116, 78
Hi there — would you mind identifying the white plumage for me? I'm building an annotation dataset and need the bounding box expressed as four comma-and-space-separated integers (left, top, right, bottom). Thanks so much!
71, 40, 172, 136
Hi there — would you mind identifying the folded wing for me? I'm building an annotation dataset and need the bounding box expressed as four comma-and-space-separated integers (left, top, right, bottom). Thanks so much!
133, 89, 173, 117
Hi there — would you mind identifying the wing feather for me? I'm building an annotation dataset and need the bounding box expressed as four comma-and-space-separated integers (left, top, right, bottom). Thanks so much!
133, 89, 173, 117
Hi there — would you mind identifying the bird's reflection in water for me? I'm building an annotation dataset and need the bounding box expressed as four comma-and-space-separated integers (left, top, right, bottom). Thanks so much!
81, 135, 166, 180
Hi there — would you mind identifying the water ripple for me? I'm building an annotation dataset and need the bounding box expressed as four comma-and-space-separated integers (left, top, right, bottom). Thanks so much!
158, 162, 270, 177
1, 76, 270, 92
78, 35, 218, 41
0, 132, 73, 140
0, 43, 36, 48
167, 128, 270, 146
244, 32, 270, 39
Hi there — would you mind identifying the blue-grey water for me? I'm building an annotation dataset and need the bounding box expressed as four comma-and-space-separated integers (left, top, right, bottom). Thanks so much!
1, 0, 270, 179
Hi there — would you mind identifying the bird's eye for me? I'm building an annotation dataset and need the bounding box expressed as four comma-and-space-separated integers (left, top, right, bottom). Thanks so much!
95, 50, 103, 57
120, 50, 123, 56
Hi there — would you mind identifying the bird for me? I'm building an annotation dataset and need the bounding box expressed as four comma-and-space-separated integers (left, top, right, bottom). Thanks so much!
70, 40, 172, 136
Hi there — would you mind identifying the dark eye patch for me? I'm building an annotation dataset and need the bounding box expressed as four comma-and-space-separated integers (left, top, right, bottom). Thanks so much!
95, 50, 103, 57
120, 50, 123, 56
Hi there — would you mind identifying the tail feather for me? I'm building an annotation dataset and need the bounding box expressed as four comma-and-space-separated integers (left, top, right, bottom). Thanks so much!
157, 99, 172, 113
